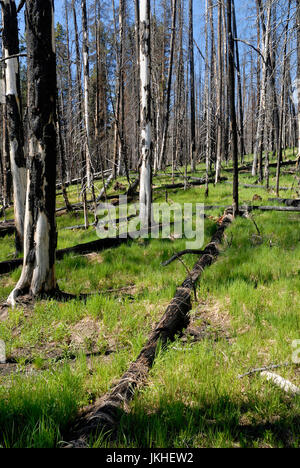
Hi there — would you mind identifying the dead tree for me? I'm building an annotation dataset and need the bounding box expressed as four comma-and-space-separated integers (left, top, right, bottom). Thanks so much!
227, 0, 239, 215
139, 0, 152, 228
8, 0, 58, 305
189, 0, 196, 172
0, 0, 26, 253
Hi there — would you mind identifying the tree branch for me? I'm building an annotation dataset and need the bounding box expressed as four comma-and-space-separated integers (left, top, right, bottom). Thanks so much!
0, 53, 27, 63
162, 249, 207, 267
17, 0, 26, 14
234, 38, 265, 63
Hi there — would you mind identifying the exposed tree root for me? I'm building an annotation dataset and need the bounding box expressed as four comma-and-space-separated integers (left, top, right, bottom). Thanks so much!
63, 213, 234, 447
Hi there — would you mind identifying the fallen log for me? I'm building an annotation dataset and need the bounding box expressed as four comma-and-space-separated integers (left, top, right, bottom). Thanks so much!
56, 170, 111, 191
268, 198, 300, 207
96, 173, 113, 202
0, 237, 130, 275
0, 222, 166, 276
224, 181, 291, 191
248, 205, 300, 212
63, 214, 136, 231
65, 213, 233, 446
223, 159, 298, 173
157, 176, 227, 190
126, 177, 140, 197
203, 204, 300, 213
0, 221, 15, 238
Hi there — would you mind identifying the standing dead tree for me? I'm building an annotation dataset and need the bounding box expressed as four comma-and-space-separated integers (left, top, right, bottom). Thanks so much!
0, 0, 26, 254
8, 0, 58, 305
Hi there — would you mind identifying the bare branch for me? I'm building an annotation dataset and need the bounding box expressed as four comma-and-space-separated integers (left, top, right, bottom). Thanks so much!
0, 53, 27, 63
162, 249, 206, 267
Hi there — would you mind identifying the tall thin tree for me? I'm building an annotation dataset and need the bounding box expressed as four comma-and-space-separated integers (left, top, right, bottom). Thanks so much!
8, 0, 58, 305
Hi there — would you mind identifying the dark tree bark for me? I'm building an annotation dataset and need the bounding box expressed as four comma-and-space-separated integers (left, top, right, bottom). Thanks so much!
189, 0, 196, 172
227, 0, 239, 216
8, 0, 58, 305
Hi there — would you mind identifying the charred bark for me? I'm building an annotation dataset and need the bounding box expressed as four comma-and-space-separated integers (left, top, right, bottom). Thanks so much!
8, 0, 58, 305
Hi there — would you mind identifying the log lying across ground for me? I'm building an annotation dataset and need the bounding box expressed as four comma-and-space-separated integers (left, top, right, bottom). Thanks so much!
204, 204, 300, 213
157, 176, 227, 191
268, 198, 300, 207
56, 170, 111, 191
223, 159, 298, 173
0, 236, 131, 275
65, 213, 233, 447
0, 221, 15, 238
224, 181, 291, 191
0, 222, 170, 276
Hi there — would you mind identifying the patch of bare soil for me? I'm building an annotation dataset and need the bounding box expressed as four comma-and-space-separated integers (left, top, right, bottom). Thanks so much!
82, 253, 104, 264
180, 298, 232, 345
0, 297, 34, 322
69, 317, 102, 350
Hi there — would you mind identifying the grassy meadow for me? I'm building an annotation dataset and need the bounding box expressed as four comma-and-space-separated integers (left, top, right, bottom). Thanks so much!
0, 151, 299, 448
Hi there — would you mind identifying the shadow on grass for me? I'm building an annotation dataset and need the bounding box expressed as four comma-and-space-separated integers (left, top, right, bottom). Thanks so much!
96, 396, 300, 448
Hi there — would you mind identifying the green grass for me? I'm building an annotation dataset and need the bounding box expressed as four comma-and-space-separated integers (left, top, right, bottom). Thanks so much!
0, 154, 299, 448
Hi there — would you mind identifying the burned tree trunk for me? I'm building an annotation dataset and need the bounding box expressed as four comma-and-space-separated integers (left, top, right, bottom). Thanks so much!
0, 0, 26, 254
139, 0, 152, 228
227, 0, 239, 215
8, 0, 57, 305
297, 0, 300, 158
81, 0, 92, 189
189, 0, 196, 173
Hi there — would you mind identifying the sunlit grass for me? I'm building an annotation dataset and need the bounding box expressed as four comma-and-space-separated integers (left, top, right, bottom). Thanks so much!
0, 154, 299, 447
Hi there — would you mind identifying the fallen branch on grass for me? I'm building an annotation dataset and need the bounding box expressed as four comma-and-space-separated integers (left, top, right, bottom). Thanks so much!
238, 363, 291, 379
260, 371, 300, 396
64, 213, 234, 447
162, 249, 206, 267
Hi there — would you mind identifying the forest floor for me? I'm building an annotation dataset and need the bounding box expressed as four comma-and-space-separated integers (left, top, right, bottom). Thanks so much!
0, 149, 299, 448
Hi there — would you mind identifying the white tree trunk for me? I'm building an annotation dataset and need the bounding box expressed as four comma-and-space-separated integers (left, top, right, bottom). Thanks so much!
252, 1, 271, 177
82, 0, 92, 189
1, 0, 26, 253
139, 0, 152, 228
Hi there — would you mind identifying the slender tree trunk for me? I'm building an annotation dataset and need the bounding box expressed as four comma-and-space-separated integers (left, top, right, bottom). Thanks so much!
227, 0, 238, 215
158, 0, 177, 170
215, 1, 223, 184
297, 0, 300, 159
205, 0, 210, 197
252, 1, 271, 178
8, 0, 57, 305
72, 1, 89, 229
1, 0, 26, 253
81, 0, 92, 189
276, 0, 290, 196
189, 0, 196, 173
139, 0, 152, 228
232, 0, 245, 162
